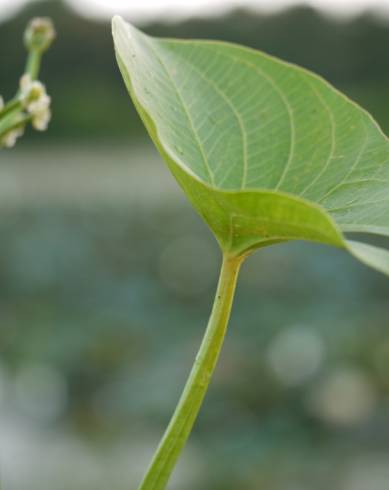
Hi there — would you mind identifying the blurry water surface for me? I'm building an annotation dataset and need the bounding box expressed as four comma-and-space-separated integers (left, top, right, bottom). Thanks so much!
1, 142, 389, 490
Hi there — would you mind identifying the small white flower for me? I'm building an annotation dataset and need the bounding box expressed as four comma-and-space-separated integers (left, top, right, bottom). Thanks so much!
19, 73, 51, 131
19, 73, 31, 92
0, 96, 4, 111
1, 126, 24, 148
28, 93, 51, 114
32, 106, 51, 131
20, 74, 46, 107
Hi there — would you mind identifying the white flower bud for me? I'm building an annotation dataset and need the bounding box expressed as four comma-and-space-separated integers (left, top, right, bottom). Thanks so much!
20, 75, 45, 106
20, 73, 32, 93
24, 17, 56, 53
27, 92, 50, 115
32, 106, 51, 131
19, 74, 51, 131
1, 126, 24, 148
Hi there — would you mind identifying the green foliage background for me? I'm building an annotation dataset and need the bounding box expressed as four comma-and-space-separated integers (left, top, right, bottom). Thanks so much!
2, 0, 389, 140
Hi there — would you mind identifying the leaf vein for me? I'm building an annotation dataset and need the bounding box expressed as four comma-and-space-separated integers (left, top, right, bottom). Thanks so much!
147, 39, 216, 185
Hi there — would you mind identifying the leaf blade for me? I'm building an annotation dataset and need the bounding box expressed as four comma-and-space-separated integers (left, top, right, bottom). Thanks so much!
347, 240, 389, 276
112, 16, 389, 275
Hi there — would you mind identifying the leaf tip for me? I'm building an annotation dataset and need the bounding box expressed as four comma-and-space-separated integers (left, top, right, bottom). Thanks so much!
111, 14, 124, 28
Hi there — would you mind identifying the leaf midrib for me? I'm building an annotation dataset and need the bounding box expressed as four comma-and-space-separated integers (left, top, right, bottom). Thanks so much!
144, 36, 216, 186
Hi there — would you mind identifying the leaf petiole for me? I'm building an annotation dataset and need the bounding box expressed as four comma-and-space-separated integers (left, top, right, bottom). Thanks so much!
139, 253, 244, 490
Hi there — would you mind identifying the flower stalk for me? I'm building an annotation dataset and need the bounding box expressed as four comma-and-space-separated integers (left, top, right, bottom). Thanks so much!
0, 17, 55, 148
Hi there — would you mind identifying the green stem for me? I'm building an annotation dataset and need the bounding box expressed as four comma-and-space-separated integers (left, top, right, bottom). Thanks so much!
25, 49, 42, 80
139, 253, 243, 490
0, 47, 42, 123
0, 98, 22, 118
0, 110, 31, 139
0, 48, 41, 123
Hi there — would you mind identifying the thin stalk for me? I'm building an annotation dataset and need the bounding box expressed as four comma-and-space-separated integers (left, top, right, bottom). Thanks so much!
0, 111, 31, 139
0, 98, 22, 118
0, 47, 42, 124
25, 49, 42, 80
139, 253, 244, 490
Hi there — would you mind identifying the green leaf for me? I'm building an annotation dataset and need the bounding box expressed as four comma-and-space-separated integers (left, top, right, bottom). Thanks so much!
112, 17, 389, 275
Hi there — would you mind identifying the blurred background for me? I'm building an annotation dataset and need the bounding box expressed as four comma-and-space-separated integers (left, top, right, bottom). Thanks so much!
1, 0, 389, 489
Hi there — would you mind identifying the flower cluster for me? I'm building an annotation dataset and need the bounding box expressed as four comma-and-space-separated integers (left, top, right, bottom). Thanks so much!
20, 74, 52, 131
0, 17, 55, 149
0, 75, 52, 148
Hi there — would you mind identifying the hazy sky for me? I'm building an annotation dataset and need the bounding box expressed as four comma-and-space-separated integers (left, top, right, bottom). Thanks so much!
1, 0, 389, 22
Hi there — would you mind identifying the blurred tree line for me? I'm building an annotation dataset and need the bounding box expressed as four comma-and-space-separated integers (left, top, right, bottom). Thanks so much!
1, 0, 389, 142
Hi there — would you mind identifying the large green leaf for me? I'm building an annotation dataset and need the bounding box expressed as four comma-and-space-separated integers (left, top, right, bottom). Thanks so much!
112, 16, 389, 275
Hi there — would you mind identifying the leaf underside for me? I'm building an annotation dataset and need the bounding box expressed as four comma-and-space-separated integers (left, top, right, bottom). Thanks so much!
113, 17, 389, 276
